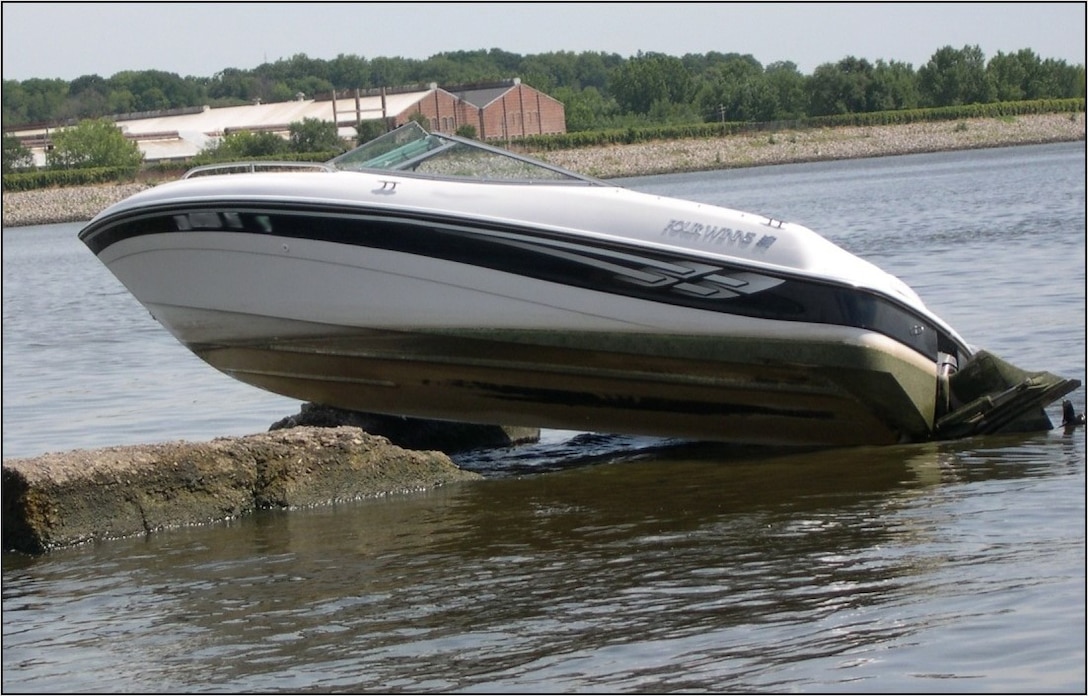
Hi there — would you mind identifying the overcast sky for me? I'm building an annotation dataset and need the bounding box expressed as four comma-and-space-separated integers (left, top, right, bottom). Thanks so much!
2, 2, 1085, 82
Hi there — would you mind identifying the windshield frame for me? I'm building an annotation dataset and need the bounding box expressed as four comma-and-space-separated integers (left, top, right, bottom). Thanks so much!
328, 122, 606, 186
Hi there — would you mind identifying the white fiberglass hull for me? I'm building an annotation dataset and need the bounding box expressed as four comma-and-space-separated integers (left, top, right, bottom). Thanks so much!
80, 126, 1077, 446
89, 218, 941, 446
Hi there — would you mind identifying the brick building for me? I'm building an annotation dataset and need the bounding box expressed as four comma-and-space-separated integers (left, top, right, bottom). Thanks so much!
377, 78, 566, 141
446, 79, 567, 140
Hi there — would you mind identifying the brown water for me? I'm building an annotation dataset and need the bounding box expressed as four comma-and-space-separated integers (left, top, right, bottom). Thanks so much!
3, 143, 1085, 692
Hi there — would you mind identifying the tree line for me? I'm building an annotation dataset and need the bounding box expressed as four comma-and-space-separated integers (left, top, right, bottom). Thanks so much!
3, 45, 1084, 131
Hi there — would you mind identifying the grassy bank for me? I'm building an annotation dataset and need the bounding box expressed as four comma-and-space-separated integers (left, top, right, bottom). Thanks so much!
3, 113, 1084, 228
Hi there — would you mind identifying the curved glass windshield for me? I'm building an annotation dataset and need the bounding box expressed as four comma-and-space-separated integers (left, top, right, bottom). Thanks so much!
329, 122, 602, 185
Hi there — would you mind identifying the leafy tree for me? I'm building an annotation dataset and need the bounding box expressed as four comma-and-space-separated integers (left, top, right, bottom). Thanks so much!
644, 97, 701, 124
208, 67, 262, 102
2, 77, 68, 124
266, 53, 331, 82
610, 52, 693, 115
137, 87, 169, 112
763, 61, 808, 120
455, 124, 477, 139
2, 133, 35, 173
46, 118, 143, 170
64, 73, 110, 119
867, 60, 920, 111
987, 49, 1033, 101
292, 76, 334, 100
918, 45, 995, 106
1, 79, 28, 123
328, 54, 371, 89
107, 69, 203, 112
520, 51, 580, 92
553, 85, 618, 131
694, 54, 772, 122
571, 52, 617, 92
289, 117, 343, 152
369, 56, 411, 88
419, 55, 465, 86
356, 119, 388, 144
487, 48, 526, 76
201, 130, 289, 159
806, 57, 875, 116
1033, 57, 1086, 100
106, 89, 136, 114
268, 82, 299, 103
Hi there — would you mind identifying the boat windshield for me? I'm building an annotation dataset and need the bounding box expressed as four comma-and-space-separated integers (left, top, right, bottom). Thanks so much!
328, 121, 603, 185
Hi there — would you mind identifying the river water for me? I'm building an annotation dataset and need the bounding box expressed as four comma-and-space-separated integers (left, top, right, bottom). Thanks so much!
2, 143, 1085, 692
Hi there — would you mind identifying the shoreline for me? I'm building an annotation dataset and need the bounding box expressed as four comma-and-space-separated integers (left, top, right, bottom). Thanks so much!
2, 113, 1084, 228
535, 112, 1086, 179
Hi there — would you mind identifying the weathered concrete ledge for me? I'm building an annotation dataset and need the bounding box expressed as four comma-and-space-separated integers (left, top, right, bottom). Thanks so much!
2, 426, 481, 554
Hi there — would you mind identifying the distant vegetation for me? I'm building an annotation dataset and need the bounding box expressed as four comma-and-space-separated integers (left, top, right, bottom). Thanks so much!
3, 45, 1083, 130
2, 45, 1084, 189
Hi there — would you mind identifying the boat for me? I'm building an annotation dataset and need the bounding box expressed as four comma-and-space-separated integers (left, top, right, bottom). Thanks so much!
79, 122, 1080, 448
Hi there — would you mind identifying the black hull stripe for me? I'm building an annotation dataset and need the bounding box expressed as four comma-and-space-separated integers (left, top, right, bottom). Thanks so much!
80, 201, 964, 361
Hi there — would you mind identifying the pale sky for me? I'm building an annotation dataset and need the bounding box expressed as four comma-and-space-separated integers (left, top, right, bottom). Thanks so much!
2, 2, 1085, 82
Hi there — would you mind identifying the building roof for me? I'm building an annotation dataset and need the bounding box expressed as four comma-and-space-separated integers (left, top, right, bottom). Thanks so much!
446, 78, 522, 109
11, 90, 434, 164
8, 77, 560, 164
118, 89, 433, 142
452, 85, 513, 109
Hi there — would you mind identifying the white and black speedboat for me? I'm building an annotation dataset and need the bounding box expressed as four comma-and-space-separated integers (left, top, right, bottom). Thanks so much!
79, 122, 1079, 447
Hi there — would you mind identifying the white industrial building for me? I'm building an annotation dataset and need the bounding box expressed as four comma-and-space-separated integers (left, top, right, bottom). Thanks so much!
9, 89, 432, 167
8, 79, 567, 167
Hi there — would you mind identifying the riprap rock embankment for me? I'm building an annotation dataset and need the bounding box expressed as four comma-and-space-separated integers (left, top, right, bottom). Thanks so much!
537, 113, 1086, 178
2, 183, 149, 228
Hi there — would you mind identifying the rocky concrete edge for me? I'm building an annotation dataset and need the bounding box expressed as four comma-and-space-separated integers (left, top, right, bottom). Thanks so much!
2, 426, 482, 554
4, 114, 1083, 228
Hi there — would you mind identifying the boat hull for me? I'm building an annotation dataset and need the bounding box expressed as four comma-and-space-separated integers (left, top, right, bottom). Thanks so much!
79, 200, 960, 446
79, 201, 962, 446
146, 311, 939, 448
76, 127, 1080, 447
190, 324, 937, 447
